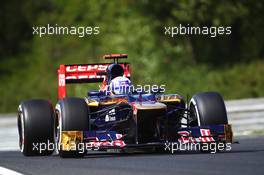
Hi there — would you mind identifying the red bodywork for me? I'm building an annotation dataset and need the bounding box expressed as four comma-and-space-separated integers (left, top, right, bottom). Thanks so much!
57, 54, 130, 100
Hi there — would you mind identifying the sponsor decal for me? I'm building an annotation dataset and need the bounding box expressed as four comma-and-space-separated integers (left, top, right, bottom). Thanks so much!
66, 65, 108, 72
58, 74, 65, 86
177, 129, 215, 143
105, 109, 116, 122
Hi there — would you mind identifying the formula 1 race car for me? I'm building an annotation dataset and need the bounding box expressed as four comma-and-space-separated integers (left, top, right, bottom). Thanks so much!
17, 54, 233, 157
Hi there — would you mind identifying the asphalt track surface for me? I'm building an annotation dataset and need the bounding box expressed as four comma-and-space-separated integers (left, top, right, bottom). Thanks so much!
0, 136, 263, 175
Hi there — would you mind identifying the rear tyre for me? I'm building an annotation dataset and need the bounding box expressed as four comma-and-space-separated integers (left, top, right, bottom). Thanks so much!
189, 92, 228, 126
55, 97, 89, 158
18, 99, 54, 156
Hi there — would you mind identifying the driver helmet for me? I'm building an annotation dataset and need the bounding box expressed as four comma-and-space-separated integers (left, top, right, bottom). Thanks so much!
109, 76, 132, 95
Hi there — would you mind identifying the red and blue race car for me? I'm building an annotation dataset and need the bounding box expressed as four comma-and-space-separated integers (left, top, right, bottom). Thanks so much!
17, 54, 233, 157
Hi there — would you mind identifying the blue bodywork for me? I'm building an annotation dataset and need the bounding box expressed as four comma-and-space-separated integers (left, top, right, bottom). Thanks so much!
81, 92, 232, 148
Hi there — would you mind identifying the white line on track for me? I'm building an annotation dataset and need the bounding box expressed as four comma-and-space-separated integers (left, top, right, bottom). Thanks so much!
0, 167, 23, 175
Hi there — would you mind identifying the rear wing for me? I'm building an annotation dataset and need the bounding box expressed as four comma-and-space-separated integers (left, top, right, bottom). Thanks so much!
57, 63, 130, 99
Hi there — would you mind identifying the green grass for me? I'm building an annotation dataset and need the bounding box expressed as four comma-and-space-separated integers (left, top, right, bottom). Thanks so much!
0, 55, 263, 113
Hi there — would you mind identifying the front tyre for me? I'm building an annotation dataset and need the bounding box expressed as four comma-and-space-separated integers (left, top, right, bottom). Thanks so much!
18, 99, 54, 156
189, 92, 228, 126
189, 92, 228, 153
55, 97, 89, 158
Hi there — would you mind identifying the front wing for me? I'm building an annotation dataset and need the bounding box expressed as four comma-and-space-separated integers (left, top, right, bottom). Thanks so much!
59, 124, 233, 152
